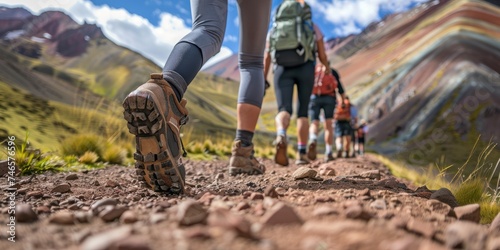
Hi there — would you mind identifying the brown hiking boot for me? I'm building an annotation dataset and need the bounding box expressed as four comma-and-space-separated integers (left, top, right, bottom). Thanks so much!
123, 73, 189, 194
274, 135, 289, 166
307, 140, 317, 161
336, 150, 343, 159
228, 140, 265, 176
324, 153, 334, 163
295, 152, 310, 165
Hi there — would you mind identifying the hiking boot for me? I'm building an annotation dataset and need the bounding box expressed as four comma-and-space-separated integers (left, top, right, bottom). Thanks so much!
123, 73, 189, 194
274, 135, 289, 166
345, 150, 351, 158
324, 153, 334, 163
295, 153, 310, 165
336, 150, 343, 159
228, 140, 265, 176
307, 141, 317, 161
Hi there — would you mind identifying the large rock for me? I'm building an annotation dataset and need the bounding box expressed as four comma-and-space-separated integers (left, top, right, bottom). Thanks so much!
430, 188, 458, 208
445, 221, 487, 250
454, 204, 480, 223
16, 203, 38, 223
177, 199, 208, 226
262, 202, 303, 226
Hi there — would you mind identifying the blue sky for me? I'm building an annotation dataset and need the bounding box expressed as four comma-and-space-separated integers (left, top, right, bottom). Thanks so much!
0, 0, 428, 67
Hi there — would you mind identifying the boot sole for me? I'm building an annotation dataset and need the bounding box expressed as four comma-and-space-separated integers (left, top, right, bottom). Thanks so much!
307, 143, 317, 161
123, 89, 185, 194
274, 142, 289, 166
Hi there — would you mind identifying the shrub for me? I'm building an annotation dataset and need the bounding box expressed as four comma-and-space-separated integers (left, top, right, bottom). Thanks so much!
79, 151, 99, 164
61, 134, 103, 158
102, 145, 126, 165
453, 178, 484, 205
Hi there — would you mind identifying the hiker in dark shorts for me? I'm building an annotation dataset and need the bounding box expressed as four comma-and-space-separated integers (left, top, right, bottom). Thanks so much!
334, 96, 353, 158
123, 0, 272, 194
348, 102, 358, 158
264, 0, 330, 166
356, 119, 368, 155
307, 67, 346, 162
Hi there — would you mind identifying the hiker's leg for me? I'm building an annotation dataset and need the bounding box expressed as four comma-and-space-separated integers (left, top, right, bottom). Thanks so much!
324, 118, 334, 153
274, 66, 295, 135
323, 97, 335, 154
162, 0, 227, 100
309, 120, 320, 141
295, 61, 315, 148
234, 0, 272, 141
308, 96, 321, 141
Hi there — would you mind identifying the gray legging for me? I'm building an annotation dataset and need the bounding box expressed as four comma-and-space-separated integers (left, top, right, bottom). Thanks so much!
162, 0, 272, 108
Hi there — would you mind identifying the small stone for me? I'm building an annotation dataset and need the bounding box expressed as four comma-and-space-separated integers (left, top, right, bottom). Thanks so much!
208, 207, 255, 239
426, 199, 455, 217
264, 186, 279, 198
49, 210, 75, 225
112, 236, 152, 250
105, 180, 119, 188
177, 199, 208, 226
302, 220, 365, 235
345, 205, 373, 221
370, 199, 387, 210
312, 206, 338, 217
16, 203, 38, 223
27, 191, 43, 198
406, 218, 435, 238
120, 210, 138, 224
80, 226, 132, 250
65, 174, 79, 180
359, 170, 381, 180
250, 192, 264, 200
91, 198, 118, 215
149, 213, 167, 224
99, 205, 128, 222
235, 201, 251, 211
292, 167, 318, 180
51, 183, 71, 193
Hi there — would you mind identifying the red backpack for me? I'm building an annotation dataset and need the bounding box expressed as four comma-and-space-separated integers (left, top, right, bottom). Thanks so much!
357, 126, 365, 138
334, 99, 351, 121
312, 64, 337, 96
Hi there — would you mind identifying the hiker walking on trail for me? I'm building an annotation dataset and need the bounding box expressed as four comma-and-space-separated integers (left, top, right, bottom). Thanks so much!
264, 0, 330, 166
348, 101, 358, 158
307, 67, 346, 163
356, 119, 368, 155
123, 0, 272, 194
334, 96, 353, 158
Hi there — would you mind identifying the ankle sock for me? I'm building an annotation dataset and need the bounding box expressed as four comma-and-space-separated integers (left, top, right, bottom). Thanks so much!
236, 129, 254, 147
298, 143, 307, 154
325, 144, 332, 154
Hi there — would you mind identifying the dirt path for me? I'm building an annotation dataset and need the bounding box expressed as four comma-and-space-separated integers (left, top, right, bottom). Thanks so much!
1, 154, 497, 250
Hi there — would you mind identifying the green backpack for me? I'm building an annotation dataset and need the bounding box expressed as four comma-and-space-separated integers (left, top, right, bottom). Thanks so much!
269, 0, 316, 67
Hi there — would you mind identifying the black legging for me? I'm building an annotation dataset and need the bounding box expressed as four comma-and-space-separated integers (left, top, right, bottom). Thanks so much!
273, 61, 315, 118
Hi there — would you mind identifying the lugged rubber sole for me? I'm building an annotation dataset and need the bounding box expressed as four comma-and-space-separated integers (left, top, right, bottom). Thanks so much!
274, 141, 289, 166
123, 89, 185, 194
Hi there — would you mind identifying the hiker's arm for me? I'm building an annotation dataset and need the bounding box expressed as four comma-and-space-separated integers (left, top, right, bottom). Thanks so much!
316, 39, 330, 74
334, 70, 347, 101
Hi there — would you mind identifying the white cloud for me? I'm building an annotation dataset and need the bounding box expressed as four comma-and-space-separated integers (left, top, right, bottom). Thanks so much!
202, 46, 233, 70
308, 0, 426, 36
0, 0, 233, 67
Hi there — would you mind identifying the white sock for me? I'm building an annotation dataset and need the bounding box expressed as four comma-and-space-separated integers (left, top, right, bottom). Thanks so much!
325, 144, 332, 154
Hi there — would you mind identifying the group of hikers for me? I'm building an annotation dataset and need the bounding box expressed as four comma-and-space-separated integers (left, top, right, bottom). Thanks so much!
123, 0, 367, 194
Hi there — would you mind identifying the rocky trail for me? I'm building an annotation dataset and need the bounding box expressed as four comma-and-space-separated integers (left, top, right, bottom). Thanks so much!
1, 154, 500, 250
